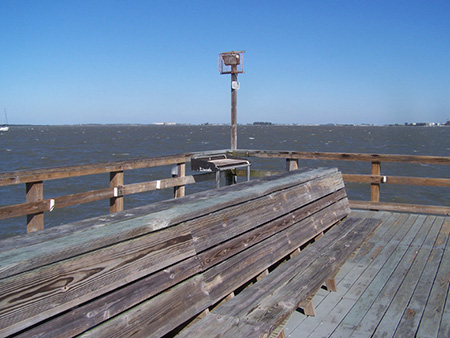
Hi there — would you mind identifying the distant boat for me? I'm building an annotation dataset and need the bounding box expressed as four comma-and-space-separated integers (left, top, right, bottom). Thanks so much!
0, 107, 9, 132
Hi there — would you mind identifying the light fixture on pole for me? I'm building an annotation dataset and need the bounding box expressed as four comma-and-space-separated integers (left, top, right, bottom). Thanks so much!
219, 51, 244, 150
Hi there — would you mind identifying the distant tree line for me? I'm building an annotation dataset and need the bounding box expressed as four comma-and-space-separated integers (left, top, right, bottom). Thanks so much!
253, 122, 274, 125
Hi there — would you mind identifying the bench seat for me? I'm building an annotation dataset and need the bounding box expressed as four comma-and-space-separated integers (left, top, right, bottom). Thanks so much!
0, 167, 380, 338
176, 216, 380, 337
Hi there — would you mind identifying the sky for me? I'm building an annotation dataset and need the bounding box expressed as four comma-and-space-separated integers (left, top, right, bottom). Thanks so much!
1, 1, 449, 126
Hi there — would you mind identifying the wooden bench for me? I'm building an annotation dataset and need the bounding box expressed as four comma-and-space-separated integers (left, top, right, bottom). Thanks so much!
0, 168, 380, 338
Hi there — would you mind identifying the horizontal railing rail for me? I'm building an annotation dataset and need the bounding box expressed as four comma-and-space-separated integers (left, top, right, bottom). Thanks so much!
232, 150, 450, 165
232, 149, 450, 215
0, 150, 226, 233
0, 149, 449, 234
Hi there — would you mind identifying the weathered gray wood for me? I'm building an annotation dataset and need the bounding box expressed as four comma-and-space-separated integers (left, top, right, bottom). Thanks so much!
234, 149, 450, 165
319, 213, 415, 337
344, 173, 450, 187
333, 214, 419, 332
177, 217, 381, 337
0, 168, 339, 279
197, 189, 347, 270
287, 212, 401, 337
0, 168, 334, 253
0, 153, 197, 186
0, 225, 195, 337
392, 250, 444, 338
80, 275, 211, 338
203, 201, 350, 304
438, 263, 450, 338
286, 213, 450, 338
1, 148, 448, 233
350, 200, 450, 216
189, 172, 345, 252
371, 216, 439, 337
415, 244, 450, 337
15, 257, 202, 338
0, 168, 357, 337
240, 220, 380, 328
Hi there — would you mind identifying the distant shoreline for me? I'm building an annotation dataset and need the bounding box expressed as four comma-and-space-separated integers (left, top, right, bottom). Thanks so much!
5, 123, 449, 128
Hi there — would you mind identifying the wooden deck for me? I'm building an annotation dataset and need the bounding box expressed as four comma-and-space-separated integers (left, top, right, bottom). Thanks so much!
284, 210, 450, 338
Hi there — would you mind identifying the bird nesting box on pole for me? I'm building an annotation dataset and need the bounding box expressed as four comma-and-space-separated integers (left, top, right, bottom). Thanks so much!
219, 51, 245, 150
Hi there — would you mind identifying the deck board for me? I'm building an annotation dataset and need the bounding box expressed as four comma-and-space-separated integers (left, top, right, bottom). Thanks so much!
284, 211, 450, 338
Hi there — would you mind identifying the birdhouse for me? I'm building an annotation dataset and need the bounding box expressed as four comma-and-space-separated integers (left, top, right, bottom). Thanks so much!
219, 51, 245, 74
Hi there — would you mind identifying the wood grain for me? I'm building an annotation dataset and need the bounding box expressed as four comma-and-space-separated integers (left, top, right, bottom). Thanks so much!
0, 168, 356, 337
0, 225, 195, 337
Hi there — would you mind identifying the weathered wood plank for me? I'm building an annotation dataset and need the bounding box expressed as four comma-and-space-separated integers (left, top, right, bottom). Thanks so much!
291, 213, 407, 337
372, 239, 434, 336
234, 149, 450, 165
390, 217, 449, 338
350, 215, 432, 337
190, 172, 346, 253
202, 201, 350, 304
197, 189, 347, 270
415, 238, 450, 337
0, 225, 195, 337
343, 174, 450, 187
206, 218, 372, 320
0, 215, 170, 279
0, 153, 195, 186
15, 257, 202, 338
177, 217, 381, 337
338, 212, 409, 282
289, 213, 450, 338
122, 172, 215, 195
0, 168, 336, 254
438, 266, 450, 338
0, 199, 51, 221
0, 169, 339, 278
239, 220, 380, 332
80, 275, 211, 338
335, 214, 420, 332
350, 200, 450, 216
0, 167, 356, 337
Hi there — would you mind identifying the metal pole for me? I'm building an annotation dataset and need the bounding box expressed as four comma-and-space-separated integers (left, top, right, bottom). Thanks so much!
231, 72, 237, 150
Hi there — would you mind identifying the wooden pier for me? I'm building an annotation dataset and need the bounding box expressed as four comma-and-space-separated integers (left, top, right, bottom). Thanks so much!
0, 149, 448, 337
0, 149, 448, 234
284, 210, 450, 338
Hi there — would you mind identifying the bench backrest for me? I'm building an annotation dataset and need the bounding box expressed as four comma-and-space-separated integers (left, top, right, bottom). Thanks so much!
0, 167, 349, 337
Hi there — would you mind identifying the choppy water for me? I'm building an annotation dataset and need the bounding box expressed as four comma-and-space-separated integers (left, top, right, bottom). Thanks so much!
1, 125, 449, 238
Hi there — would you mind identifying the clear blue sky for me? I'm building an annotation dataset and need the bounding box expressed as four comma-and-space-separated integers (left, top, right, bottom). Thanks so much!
1, 1, 449, 125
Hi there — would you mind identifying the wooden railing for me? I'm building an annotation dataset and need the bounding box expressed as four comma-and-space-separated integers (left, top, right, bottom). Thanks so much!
233, 150, 450, 215
0, 150, 223, 233
0, 149, 449, 233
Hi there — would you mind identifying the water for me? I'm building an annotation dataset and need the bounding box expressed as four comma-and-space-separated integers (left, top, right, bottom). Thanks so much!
1, 124, 449, 238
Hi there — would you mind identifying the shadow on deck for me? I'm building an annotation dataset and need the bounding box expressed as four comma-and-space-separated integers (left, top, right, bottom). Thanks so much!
285, 210, 450, 338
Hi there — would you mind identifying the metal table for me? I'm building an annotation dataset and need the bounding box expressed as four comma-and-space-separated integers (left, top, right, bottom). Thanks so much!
191, 154, 251, 188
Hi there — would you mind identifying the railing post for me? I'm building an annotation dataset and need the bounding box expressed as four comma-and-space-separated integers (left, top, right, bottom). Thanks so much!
110, 171, 124, 213
173, 163, 186, 198
26, 181, 44, 232
371, 161, 381, 202
286, 159, 299, 171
